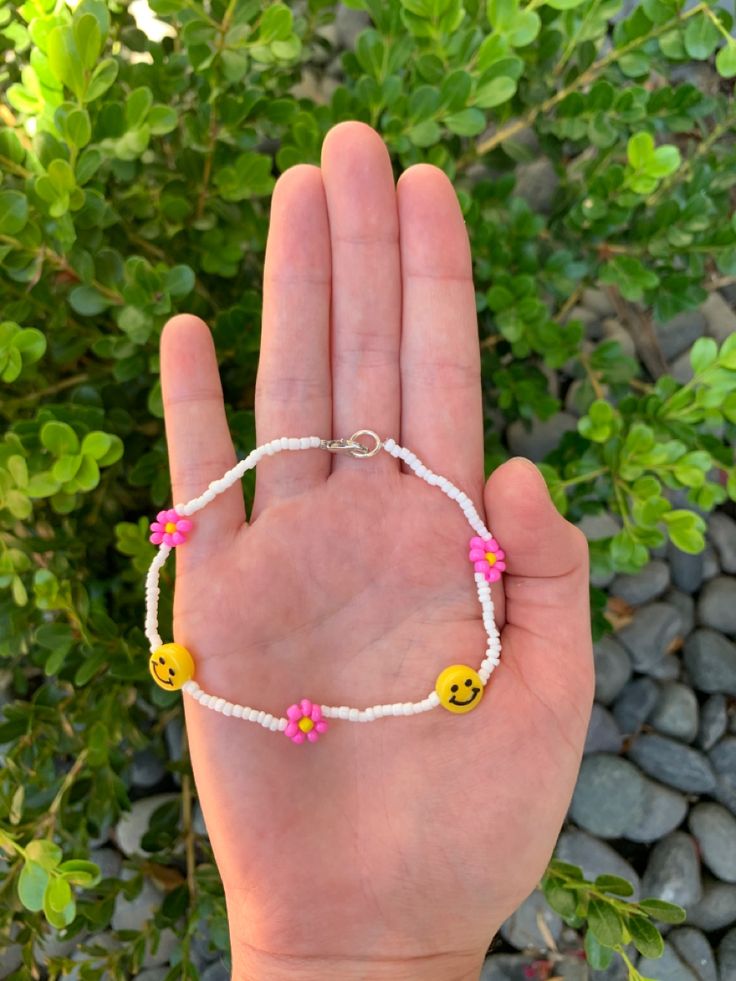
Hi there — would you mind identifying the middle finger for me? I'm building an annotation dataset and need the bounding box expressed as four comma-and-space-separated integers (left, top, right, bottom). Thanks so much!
320, 121, 401, 474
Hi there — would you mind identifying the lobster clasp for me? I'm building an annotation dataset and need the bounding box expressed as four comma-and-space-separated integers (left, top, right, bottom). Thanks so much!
320, 430, 382, 458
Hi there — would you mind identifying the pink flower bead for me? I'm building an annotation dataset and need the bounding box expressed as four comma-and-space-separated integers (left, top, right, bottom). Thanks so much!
150, 508, 193, 547
284, 698, 328, 744
468, 534, 507, 583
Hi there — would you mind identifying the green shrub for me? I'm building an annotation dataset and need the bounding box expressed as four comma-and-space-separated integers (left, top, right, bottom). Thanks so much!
0, 0, 734, 976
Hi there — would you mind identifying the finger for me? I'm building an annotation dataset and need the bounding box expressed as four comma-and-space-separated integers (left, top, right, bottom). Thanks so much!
320, 121, 401, 475
396, 164, 485, 510
160, 315, 244, 556
251, 165, 332, 521
485, 458, 594, 711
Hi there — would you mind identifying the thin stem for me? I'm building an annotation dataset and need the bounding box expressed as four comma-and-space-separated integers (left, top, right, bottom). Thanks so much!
580, 351, 605, 399
560, 467, 609, 487
476, 3, 707, 155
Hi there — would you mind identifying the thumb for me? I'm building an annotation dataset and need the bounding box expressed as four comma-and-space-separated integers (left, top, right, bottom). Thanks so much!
484, 457, 593, 691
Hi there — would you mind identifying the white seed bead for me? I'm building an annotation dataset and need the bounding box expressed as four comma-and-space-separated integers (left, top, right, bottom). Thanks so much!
348, 708, 359, 722
402, 702, 413, 715
277, 718, 287, 730
336, 706, 348, 720
233, 705, 244, 719
214, 697, 225, 713
223, 703, 233, 716
372, 705, 383, 718
262, 713, 273, 727
365, 707, 375, 721
299, 437, 311, 449
278, 437, 288, 449
287, 438, 299, 450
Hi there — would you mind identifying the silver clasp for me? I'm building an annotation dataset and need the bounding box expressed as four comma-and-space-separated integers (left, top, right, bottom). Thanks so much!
320, 429, 382, 458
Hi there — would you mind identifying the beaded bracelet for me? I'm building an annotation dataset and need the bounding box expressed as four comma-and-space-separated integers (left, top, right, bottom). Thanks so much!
144, 430, 505, 745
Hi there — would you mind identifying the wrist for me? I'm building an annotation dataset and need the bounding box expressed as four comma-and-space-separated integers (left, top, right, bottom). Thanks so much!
229, 942, 486, 981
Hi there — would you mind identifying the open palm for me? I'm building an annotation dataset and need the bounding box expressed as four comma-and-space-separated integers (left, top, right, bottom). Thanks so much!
159, 121, 594, 981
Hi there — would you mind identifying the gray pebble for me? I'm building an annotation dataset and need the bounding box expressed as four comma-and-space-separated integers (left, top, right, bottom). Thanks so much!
665, 589, 696, 637
626, 779, 689, 844
641, 832, 702, 909
111, 868, 163, 932
142, 927, 178, 969
671, 349, 695, 384
656, 310, 707, 361
689, 803, 736, 883
579, 512, 621, 541
699, 576, 736, 635
480, 954, 536, 981
668, 544, 705, 595
62, 933, 121, 981
594, 636, 632, 705
89, 846, 122, 881
649, 682, 699, 743
701, 291, 736, 344
613, 677, 660, 735
556, 828, 640, 898
669, 927, 718, 981
702, 545, 720, 581
582, 287, 616, 317
570, 754, 647, 838
684, 630, 736, 696
113, 792, 181, 857
648, 653, 683, 682
585, 705, 624, 755
719, 926, 736, 981
201, 961, 232, 981
611, 561, 670, 606
135, 970, 168, 981
499, 887, 562, 951
628, 734, 716, 794
710, 736, 736, 814
514, 158, 560, 215
686, 878, 736, 931
617, 603, 683, 672
506, 413, 578, 463
637, 942, 698, 981
601, 318, 637, 359
564, 304, 600, 329
709, 512, 736, 574
130, 748, 167, 790
697, 695, 729, 751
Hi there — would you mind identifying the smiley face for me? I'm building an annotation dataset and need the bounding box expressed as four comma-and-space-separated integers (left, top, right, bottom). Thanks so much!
149, 643, 194, 691
435, 664, 484, 714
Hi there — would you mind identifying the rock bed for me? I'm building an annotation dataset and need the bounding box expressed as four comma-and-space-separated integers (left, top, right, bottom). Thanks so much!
482, 289, 736, 980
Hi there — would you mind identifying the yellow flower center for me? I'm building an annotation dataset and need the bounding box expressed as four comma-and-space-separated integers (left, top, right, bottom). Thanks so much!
165, 522, 176, 533
298, 717, 314, 733
485, 551, 497, 566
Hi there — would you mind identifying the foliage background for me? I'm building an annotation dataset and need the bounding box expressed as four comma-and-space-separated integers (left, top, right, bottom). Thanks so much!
0, 0, 735, 976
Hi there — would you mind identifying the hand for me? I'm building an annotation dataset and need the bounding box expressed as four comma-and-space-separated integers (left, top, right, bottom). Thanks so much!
158, 121, 594, 981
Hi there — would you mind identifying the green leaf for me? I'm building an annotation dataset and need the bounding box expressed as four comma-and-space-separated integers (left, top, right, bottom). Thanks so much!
13, 326, 46, 364
628, 913, 665, 958
26, 839, 63, 871
81, 431, 112, 460
546, 0, 587, 8
65, 108, 91, 149
46, 875, 72, 912
165, 265, 195, 298
599, 256, 659, 302
594, 874, 635, 897
684, 13, 720, 59
716, 43, 736, 78
74, 12, 102, 69
69, 286, 112, 316
474, 76, 516, 108
445, 108, 486, 136
43, 882, 76, 928
627, 131, 654, 169
509, 9, 540, 46
649, 144, 680, 178
0, 191, 29, 235
588, 898, 624, 947
408, 119, 441, 146
52, 454, 82, 483
543, 879, 578, 917
585, 929, 613, 970
41, 421, 80, 456
75, 455, 100, 491
637, 898, 687, 924
86, 58, 118, 102
47, 26, 85, 99
148, 105, 178, 135
663, 509, 706, 553
18, 861, 49, 912
690, 337, 718, 375
58, 859, 102, 887
126, 86, 154, 129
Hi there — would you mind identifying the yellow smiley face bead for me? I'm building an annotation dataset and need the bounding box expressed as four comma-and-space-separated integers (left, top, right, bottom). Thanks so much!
149, 643, 194, 691
435, 665, 484, 714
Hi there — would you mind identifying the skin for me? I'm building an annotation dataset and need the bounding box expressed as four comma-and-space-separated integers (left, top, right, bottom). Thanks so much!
159, 121, 594, 980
